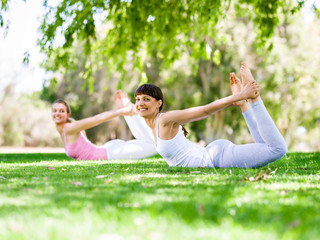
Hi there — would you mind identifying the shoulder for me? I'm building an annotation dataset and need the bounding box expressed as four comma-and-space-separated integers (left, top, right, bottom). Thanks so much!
158, 112, 168, 123
63, 122, 77, 134
158, 111, 179, 127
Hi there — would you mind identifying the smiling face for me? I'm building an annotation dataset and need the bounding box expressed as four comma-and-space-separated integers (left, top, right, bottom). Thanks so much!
135, 94, 162, 117
134, 84, 164, 118
51, 102, 70, 124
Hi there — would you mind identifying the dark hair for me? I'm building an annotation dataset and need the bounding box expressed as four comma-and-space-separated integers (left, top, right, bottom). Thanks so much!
53, 99, 74, 123
135, 84, 164, 111
134, 84, 188, 137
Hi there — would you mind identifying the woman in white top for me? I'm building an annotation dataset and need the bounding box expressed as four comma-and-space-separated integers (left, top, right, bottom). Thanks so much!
133, 63, 287, 168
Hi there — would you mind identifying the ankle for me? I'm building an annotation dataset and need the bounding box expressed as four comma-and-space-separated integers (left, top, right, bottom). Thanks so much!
252, 96, 261, 103
240, 101, 251, 112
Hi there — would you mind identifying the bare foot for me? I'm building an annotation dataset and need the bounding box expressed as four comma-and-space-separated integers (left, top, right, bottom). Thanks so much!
240, 63, 261, 102
230, 72, 250, 112
114, 90, 136, 115
114, 90, 123, 109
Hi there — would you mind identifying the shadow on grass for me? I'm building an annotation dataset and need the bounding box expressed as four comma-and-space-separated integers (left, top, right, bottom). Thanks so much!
0, 153, 71, 162
0, 153, 164, 163
1, 152, 320, 239
1, 174, 319, 239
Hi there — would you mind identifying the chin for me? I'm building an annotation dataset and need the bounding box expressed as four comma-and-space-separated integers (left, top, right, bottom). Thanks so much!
138, 111, 148, 117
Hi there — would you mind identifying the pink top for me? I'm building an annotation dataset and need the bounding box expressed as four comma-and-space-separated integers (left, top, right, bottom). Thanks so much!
64, 131, 108, 160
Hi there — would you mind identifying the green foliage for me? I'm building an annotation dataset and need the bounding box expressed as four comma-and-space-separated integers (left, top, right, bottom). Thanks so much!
32, 0, 312, 80
0, 152, 320, 239
1, 0, 320, 149
22, 51, 30, 65
36, 0, 320, 149
0, 1, 318, 80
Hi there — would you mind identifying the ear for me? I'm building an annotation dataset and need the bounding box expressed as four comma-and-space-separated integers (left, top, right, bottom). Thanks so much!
157, 99, 163, 109
67, 113, 71, 118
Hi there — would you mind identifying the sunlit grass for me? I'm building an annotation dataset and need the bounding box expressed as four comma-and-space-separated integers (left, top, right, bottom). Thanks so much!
0, 152, 320, 240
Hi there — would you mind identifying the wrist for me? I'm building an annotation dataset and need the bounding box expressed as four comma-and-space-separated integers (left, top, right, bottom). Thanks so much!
117, 108, 125, 116
235, 92, 245, 102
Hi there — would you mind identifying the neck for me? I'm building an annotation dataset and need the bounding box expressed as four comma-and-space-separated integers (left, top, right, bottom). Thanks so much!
55, 122, 66, 136
143, 111, 160, 130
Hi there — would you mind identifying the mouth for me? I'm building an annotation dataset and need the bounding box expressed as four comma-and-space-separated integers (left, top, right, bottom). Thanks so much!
137, 107, 147, 112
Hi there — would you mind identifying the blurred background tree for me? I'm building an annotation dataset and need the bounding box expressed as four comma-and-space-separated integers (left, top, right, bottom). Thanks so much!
0, 0, 319, 151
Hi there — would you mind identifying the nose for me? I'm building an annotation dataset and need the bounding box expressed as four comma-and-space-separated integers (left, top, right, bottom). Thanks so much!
136, 100, 144, 106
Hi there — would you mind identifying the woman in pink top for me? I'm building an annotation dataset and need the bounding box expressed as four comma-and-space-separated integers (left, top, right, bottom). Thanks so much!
52, 91, 156, 160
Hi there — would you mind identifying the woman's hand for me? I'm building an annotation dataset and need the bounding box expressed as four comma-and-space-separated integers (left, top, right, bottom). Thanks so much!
120, 104, 137, 116
240, 81, 260, 100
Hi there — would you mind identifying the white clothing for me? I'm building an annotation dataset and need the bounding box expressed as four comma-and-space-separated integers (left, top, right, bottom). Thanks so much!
104, 114, 157, 160
155, 115, 213, 168
155, 100, 287, 168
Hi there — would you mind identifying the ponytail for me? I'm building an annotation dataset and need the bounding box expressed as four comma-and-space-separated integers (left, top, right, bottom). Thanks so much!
182, 126, 189, 137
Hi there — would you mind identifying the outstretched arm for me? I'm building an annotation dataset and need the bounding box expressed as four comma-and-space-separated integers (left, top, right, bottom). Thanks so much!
161, 81, 259, 126
64, 108, 128, 135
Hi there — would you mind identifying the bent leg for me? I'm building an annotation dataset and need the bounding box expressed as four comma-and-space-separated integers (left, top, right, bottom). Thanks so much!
214, 141, 286, 168
250, 100, 287, 153
229, 71, 264, 143
207, 128, 287, 168
114, 90, 154, 143
124, 115, 154, 143
242, 107, 264, 143
103, 139, 157, 160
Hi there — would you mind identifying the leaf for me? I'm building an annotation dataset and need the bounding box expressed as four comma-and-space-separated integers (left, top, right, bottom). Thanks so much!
70, 181, 82, 186
241, 168, 272, 182
46, 167, 56, 170
177, 171, 204, 174
96, 172, 114, 178
23, 51, 30, 65
287, 219, 301, 229
270, 168, 278, 174
96, 175, 108, 179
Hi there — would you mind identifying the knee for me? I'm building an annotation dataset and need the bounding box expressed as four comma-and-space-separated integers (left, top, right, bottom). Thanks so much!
273, 141, 288, 159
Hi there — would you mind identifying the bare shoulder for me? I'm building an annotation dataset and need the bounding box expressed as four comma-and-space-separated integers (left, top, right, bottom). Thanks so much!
158, 111, 179, 126
63, 122, 77, 134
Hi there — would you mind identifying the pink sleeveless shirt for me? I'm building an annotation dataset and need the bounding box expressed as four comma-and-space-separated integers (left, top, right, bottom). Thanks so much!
64, 131, 108, 160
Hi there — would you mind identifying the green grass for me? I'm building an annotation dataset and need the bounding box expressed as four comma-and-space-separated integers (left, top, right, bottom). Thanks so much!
0, 152, 320, 240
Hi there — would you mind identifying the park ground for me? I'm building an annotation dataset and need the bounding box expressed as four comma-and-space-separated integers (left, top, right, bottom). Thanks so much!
0, 151, 319, 240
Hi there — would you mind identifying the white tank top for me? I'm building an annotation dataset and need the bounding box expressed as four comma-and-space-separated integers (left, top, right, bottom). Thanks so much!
155, 114, 213, 168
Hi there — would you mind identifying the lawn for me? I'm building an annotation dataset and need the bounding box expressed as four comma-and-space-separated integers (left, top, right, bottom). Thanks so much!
0, 152, 319, 240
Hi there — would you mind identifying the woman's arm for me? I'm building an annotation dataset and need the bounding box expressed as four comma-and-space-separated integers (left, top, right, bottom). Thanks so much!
64, 108, 126, 134
161, 81, 259, 126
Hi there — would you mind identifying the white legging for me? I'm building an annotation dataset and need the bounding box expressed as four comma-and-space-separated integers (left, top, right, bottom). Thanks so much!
104, 115, 157, 160
206, 100, 287, 168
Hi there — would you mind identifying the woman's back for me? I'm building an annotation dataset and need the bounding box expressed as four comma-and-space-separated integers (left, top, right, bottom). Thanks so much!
64, 131, 108, 160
